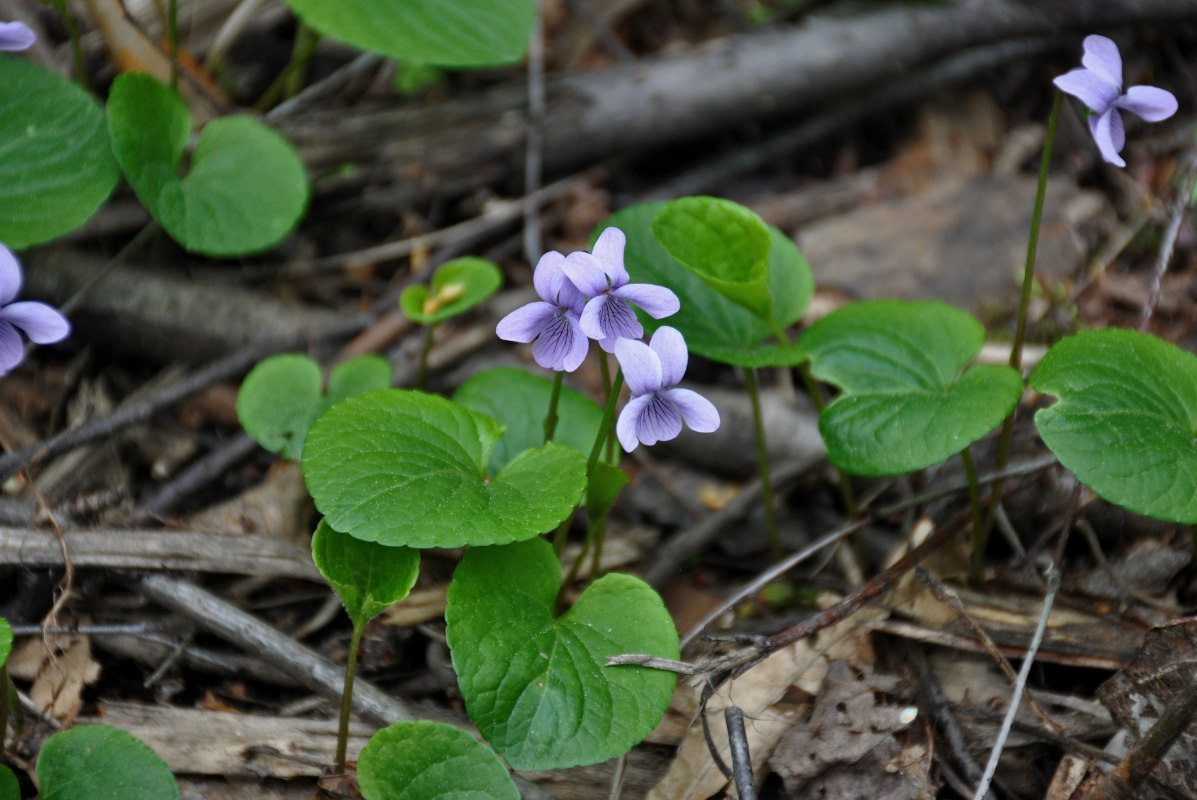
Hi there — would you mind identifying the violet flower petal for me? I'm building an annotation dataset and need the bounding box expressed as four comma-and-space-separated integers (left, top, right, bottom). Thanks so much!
1117, 86, 1179, 122
561, 252, 613, 297
592, 228, 626, 275
1090, 109, 1126, 166
1053, 69, 1119, 113
649, 326, 688, 388
496, 301, 558, 343
632, 394, 684, 447
613, 283, 680, 320
0, 21, 34, 52
581, 295, 643, 351
531, 311, 588, 372
0, 301, 70, 343
0, 245, 22, 306
532, 251, 566, 302
0, 323, 22, 375
614, 337, 663, 396
616, 394, 652, 452
1081, 35, 1121, 87
664, 387, 720, 433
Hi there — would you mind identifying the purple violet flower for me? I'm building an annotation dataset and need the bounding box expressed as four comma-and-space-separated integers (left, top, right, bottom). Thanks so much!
0, 244, 70, 377
1053, 35, 1178, 168
496, 250, 589, 372
614, 326, 719, 452
561, 227, 680, 353
0, 21, 35, 51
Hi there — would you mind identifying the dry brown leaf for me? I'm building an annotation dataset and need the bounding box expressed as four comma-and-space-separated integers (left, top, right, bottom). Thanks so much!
9, 633, 101, 721
187, 461, 311, 543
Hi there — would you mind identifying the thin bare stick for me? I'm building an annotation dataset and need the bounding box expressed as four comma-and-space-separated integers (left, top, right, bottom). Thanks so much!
725, 706, 759, 800
1138, 151, 1197, 331
128, 431, 260, 523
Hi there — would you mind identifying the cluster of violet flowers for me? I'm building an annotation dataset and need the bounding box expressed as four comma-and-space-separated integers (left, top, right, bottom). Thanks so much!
0, 22, 70, 377
496, 227, 719, 451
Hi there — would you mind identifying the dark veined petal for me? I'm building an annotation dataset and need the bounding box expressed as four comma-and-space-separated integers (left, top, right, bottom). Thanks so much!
1117, 86, 1178, 122
664, 387, 720, 433
581, 295, 642, 352
1089, 109, 1126, 166
0, 301, 70, 344
614, 336, 663, 396
649, 326, 688, 388
616, 394, 651, 452
0, 245, 22, 306
1081, 34, 1121, 88
0, 21, 34, 52
496, 301, 558, 343
614, 283, 680, 320
617, 393, 683, 451
0, 323, 23, 376
531, 309, 588, 372
1053, 69, 1119, 113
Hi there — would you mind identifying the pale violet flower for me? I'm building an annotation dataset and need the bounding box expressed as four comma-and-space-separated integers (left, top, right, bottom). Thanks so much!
561, 227, 679, 353
496, 250, 589, 372
0, 244, 70, 376
1053, 35, 1177, 168
614, 326, 718, 452
0, 21, 35, 51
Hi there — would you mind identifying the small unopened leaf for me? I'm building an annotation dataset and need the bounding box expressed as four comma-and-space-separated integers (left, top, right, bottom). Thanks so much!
312, 520, 420, 625
357, 720, 518, 800
237, 354, 392, 460
452, 367, 609, 473
303, 390, 586, 548
446, 538, 678, 770
400, 257, 502, 325
799, 300, 1022, 476
107, 73, 308, 257
0, 58, 119, 248
37, 725, 178, 800
598, 203, 811, 367
652, 197, 773, 319
0, 617, 10, 669
283, 0, 536, 66
1031, 329, 1197, 523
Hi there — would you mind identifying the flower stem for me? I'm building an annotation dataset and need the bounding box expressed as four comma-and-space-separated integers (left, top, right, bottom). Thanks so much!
961, 446, 987, 585
414, 324, 435, 390
586, 370, 623, 478
744, 368, 781, 560
976, 91, 1061, 578
543, 370, 564, 443
334, 619, 365, 773
598, 352, 616, 462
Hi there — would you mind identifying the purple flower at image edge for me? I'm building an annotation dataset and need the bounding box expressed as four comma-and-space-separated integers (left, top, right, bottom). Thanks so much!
496, 250, 589, 372
0, 245, 70, 377
561, 227, 680, 353
0, 20, 35, 51
1053, 34, 1177, 168
613, 326, 719, 452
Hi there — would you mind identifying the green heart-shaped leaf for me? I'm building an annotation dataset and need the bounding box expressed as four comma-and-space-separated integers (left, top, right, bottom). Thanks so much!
799, 300, 1023, 476
452, 367, 610, 474
597, 202, 812, 367
358, 720, 518, 800
652, 196, 773, 319
37, 725, 178, 800
400, 257, 502, 325
446, 538, 678, 770
303, 390, 586, 548
0, 57, 120, 248
0, 616, 10, 670
237, 354, 392, 460
107, 73, 309, 257
282, 0, 536, 66
1031, 329, 1197, 523
0, 766, 18, 800
312, 520, 419, 626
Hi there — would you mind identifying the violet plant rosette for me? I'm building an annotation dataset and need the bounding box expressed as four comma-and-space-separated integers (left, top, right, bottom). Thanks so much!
1053, 35, 1177, 168
613, 326, 719, 452
0, 245, 70, 376
561, 228, 679, 353
0, 20, 34, 51
496, 250, 590, 372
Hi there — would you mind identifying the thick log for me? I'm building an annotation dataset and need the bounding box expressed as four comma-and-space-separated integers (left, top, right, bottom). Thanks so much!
277, 0, 1197, 208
